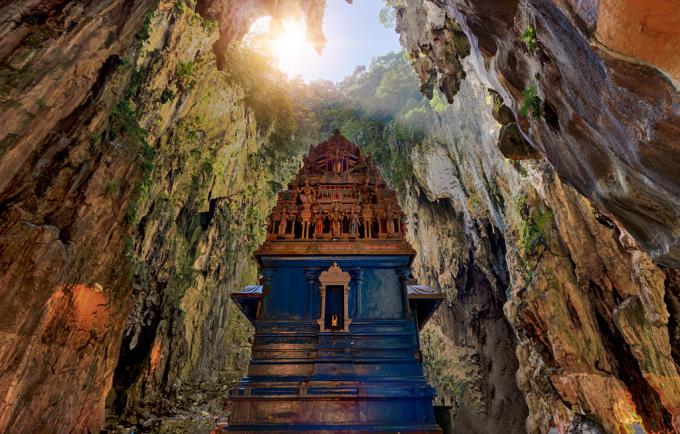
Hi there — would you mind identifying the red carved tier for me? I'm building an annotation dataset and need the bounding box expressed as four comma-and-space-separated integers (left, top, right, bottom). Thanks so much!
256, 131, 415, 257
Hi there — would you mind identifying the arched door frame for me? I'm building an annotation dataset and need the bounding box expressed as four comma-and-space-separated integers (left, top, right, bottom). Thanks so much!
318, 262, 351, 332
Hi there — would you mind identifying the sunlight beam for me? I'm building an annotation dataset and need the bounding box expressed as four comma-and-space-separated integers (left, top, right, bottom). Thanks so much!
246, 17, 321, 79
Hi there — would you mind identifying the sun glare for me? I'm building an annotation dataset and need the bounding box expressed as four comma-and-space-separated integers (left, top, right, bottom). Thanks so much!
247, 17, 320, 78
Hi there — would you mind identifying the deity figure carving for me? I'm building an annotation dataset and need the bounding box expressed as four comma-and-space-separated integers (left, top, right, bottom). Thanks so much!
314, 212, 325, 238
331, 148, 344, 173
301, 207, 312, 239
259, 132, 412, 249
362, 204, 373, 239
350, 212, 359, 238
386, 212, 395, 234
278, 209, 288, 236
331, 206, 341, 238
299, 179, 315, 205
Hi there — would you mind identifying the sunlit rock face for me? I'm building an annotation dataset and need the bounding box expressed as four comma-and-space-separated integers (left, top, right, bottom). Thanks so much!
399, 62, 680, 433
0, 2, 154, 430
0, 1, 315, 432
395, 0, 680, 268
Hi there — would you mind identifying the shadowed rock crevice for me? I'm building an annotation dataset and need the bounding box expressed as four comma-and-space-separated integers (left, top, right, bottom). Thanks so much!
591, 291, 673, 432
489, 89, 540, 161
109, 284, 164, 418
664, 270, 680, 371
404, 185, 528, 433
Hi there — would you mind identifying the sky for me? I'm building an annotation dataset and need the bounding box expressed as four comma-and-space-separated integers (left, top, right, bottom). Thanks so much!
251, 1, 402, 83
309, 1, 401, 82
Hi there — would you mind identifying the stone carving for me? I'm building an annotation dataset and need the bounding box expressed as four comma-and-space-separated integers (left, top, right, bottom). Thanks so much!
260, 131, 413, 256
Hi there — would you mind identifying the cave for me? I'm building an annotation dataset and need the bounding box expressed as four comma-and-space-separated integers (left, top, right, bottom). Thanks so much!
1, 1, 679, 433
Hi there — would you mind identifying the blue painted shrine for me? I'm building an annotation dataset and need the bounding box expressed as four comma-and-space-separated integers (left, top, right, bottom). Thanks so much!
226, 132, 443, 432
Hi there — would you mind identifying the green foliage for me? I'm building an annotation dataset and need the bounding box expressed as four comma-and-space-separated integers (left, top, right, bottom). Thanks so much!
428, 90, 448, 113
175, 61, 195, 88
125, 68, 145, 100
513, 194, 552, 258
25, 28, 49, 48
100, 68, 156, 225
312, 102, 418, 189
511, 193, 553, 282
159, 88, 175, 103
108, 100, 147, 146
379, 0, 405, 28
136, 11, 153, 41
174, 0, 187, 14
519, 210, 551, 257
307, 51, 439, 189
421, 330, 469, 407
521, 24, 538, 53
126, 141, 155, 225
519, 83, 543, 119
222, 46, 307, 172
124, 237, 133, 259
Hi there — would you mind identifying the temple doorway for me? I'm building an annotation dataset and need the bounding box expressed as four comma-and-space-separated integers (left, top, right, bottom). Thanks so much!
324, 285, 345, 330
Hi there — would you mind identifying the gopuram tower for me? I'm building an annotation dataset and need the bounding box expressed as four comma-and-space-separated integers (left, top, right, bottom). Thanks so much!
226, 131, 444, 432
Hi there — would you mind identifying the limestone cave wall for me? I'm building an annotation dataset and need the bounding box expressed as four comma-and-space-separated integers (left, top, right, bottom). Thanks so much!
0, 1, 321, 432
1, 0, 679, 433
395, 0, 680, 268
399, 63, 680, 432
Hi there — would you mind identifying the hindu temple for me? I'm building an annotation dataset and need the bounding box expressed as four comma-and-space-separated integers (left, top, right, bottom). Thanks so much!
224, 131, 444, 432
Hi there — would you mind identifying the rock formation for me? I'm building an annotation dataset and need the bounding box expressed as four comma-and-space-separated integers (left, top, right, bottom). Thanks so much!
395, 0, 680, 268
0, 1, 319, 431
1, 0, 679, 433
400, 62, 680, 433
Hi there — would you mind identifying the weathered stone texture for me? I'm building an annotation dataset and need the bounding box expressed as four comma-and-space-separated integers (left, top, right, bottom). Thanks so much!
395, 0, 680, 268
0, 1, 318, 432
398, 61, 680, 433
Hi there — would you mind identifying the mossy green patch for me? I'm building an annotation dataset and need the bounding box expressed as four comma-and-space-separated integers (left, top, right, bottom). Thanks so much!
512, 193, 553, 282
521, 24, 538, 53
519, 83, 543, 119
175, 61, 195, 89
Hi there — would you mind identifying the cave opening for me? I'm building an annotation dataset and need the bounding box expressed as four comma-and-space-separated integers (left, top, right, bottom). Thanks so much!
1, 1, 679, 433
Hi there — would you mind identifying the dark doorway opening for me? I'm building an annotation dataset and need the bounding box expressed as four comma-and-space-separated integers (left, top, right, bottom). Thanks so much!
325, 285, 344, 330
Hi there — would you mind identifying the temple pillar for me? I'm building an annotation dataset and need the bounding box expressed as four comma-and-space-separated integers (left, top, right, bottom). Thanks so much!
397, 268, 411, 318
305, 269, 318, 318
351, 268, 364, 319
257, 269, 274, 320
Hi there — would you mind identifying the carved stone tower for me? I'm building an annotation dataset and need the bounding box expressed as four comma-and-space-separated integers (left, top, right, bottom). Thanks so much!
226, 131, 443, 432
